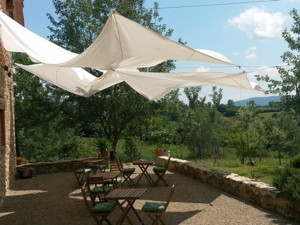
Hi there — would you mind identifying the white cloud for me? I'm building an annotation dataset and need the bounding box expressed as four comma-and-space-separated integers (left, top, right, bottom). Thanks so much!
245, 46, 257, 59
253, 65, 281, 80
228, 7, 286, 39
196, 66, 210, 72
246, 66, 281, 91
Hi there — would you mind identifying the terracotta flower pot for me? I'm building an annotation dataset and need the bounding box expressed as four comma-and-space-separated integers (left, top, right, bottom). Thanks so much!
156, 148, 164, 156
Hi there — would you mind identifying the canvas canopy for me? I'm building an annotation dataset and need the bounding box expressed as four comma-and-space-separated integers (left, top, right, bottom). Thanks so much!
0, 11, 263, 100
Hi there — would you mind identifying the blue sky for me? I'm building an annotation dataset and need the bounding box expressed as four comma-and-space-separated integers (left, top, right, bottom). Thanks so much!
22, 0, 300, 103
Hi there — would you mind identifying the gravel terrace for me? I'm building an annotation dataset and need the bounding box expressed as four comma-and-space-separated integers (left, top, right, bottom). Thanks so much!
0, 164, 298, 225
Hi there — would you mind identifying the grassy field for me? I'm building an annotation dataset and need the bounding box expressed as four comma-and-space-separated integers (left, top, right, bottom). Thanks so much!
193, 157, 288, 185
118, 142, 289, 185
117, 142, 191, 161
79, 138, 286, 185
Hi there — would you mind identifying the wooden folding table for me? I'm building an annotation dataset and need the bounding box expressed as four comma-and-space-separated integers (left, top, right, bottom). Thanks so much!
103, 188, 147, 225
133, 160, 154, 186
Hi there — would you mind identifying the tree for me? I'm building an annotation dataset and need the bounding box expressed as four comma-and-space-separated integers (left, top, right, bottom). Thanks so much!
270, 125, 286, 165
13, 53, 81, 161
231, 103, 264, 164
264, 112, 300, 159
47, 0, 176, 158
184, 87, 206, 109
256, 9, 300, 114
273, 155, 300, 200
181, 106, 212, 159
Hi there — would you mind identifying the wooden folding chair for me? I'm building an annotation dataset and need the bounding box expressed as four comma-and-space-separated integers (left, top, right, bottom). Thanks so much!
142, 184, 176, 225
72, 160, 92, 186
81, 185, 116, 225
122, 166, 135, 186
86, 176, 113, 205
153, 156, 171, 186
110, 159, 136, 186
85, 157, 107, 173
103, 160, 123, 188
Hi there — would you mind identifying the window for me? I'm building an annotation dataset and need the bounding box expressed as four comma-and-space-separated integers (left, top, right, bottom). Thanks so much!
6, 0, 13, 10
0, 109, 5, 147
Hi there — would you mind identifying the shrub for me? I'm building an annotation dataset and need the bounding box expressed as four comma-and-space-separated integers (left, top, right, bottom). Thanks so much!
273, 155, 300, 200
291, 154, 300, 168
122, 136, 141, 161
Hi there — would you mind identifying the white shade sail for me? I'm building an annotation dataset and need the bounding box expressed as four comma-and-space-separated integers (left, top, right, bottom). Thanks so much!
0, 11, 263, 100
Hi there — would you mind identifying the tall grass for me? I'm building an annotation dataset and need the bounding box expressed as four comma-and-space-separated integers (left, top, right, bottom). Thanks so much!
78, 137, 286, 185
196, 156, 288, 184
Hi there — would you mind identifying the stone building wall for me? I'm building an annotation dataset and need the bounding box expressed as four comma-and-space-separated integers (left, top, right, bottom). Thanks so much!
0, 0, 24, 208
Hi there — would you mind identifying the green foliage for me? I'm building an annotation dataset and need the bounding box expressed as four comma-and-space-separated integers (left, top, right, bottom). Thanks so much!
181, 106, 211, 158
228, 103, 266, 164
291, 155, 300, 168
12, 3, 300, 176
256, 8, 300, 114
122, 136, 141, 160
98, 138, 112, 151
273, 155, 300, 200
197, 155, 286, 184
47, 0, 176, 153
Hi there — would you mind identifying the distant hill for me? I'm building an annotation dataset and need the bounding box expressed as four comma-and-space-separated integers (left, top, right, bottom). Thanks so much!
234, 96, 280, 106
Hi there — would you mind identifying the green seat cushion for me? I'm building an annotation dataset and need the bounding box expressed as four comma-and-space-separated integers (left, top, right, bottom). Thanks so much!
88, 164, 106, 170
142, 202, 165, 212
153, 166, 166, 173
104, 177, 122, 184
91, 186, 112, 194
92, 201, 116, 213
96, 164, 107, 169
75, 168, 91, 174
123, 167, 135, 174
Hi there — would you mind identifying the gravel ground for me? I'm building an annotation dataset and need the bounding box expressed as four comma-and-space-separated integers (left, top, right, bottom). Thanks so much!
0, 164, 298, 225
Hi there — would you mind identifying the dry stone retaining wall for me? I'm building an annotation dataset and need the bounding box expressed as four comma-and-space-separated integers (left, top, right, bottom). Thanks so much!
156, 156, 300, 221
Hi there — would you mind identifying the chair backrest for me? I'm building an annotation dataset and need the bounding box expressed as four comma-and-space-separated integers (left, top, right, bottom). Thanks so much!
109, 159, 123, 172
86, 176, 105, 186
81, 184, 107, 223
165, 155, 171, 170
164, 183, 176, 212
81, 184, 93, 213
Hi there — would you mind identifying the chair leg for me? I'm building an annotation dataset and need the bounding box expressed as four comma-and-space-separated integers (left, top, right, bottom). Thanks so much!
75, 173, 84, 186
123, 173, 135, 186
154, 173, 168, 186
148, 214, 166, 225
90, 193, 96, 205
102, 216, 113, 225
75, 172, 90, 186
94, 214, 113, 225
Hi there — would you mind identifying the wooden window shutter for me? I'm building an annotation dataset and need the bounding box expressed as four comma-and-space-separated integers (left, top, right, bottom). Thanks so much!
0, 109, 5, 147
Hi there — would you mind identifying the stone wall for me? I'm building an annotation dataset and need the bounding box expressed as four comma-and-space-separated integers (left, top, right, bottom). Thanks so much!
0, 0, 24, 208
19, 160, 74, 175
156, 156, 300, 221
0, 32, 15, 209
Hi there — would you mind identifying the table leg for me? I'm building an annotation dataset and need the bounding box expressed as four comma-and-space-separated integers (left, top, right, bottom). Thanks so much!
130, 203, 144, 224
134, 166, 144, 187
116, 199, 144, 225
143, 167, 154, 186
139, 165, 154, 186
116, 200, 133, 225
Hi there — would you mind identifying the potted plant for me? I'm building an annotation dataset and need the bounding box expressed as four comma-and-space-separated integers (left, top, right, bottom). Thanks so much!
16, 157, 28, 166
98, 138, 111, 158
155, 147, 164, 156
